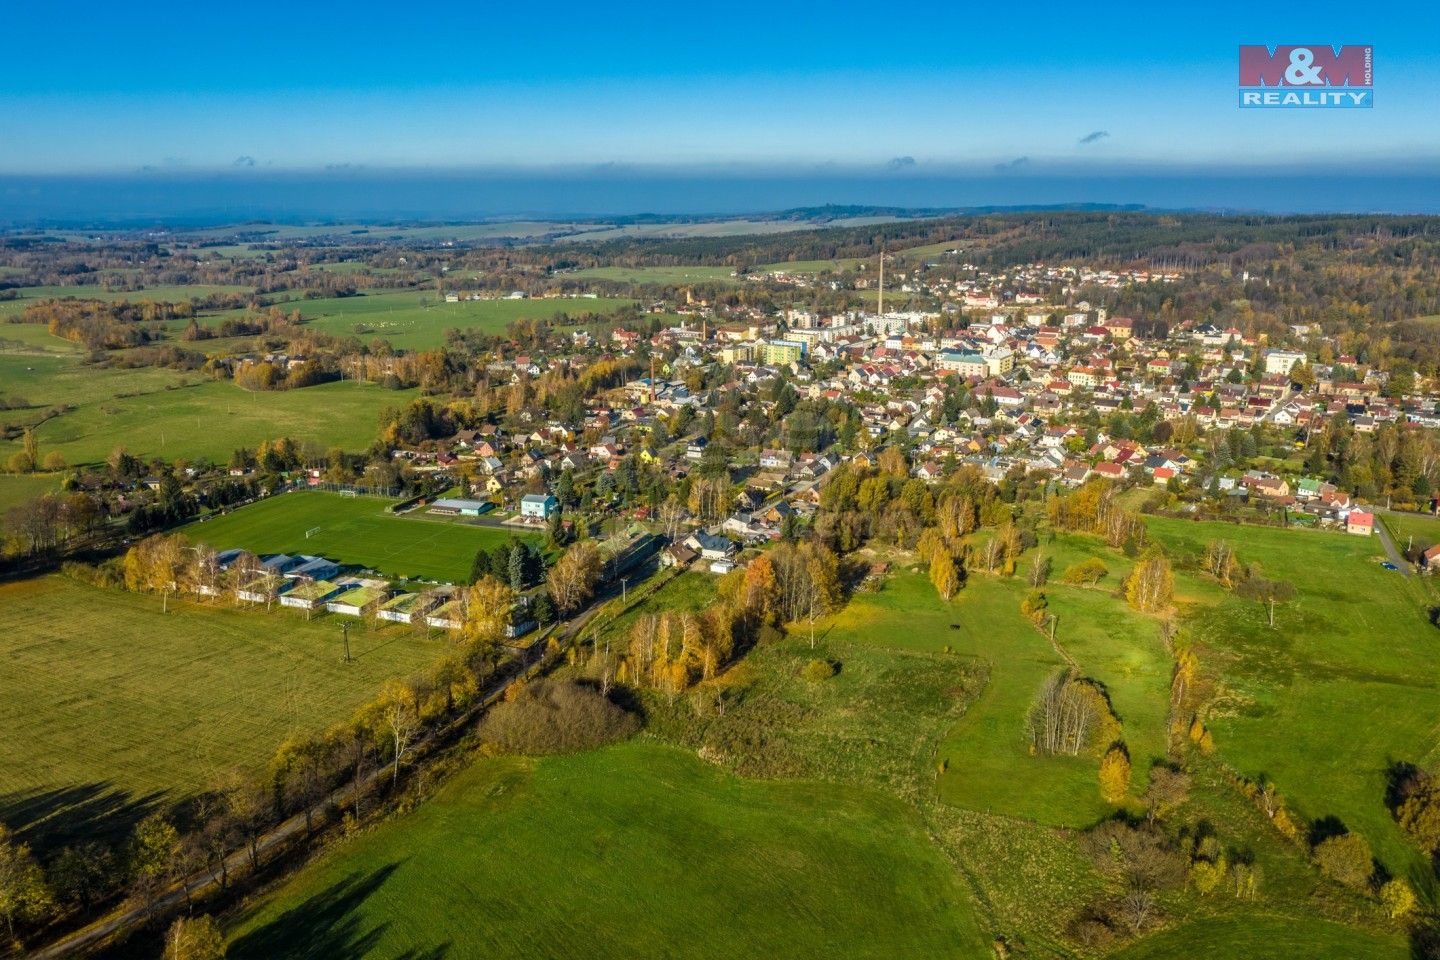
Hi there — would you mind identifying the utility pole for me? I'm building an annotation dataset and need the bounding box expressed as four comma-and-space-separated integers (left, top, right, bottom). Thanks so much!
342, 621, 353, 663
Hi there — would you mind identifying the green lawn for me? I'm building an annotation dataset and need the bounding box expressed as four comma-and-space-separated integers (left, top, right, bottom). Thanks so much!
247, 290, 642, 350
189, 491, 530, 583
0, 575, 446, 851
0, 362, 413, 466
1145, 516, 1440, 882
226, 741, 990, 960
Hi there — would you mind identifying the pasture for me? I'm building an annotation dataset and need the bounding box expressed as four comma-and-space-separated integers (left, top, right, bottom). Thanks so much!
225, 741, 989, 960
0, 362, 413, 466
247, 290, 643, 350
0, 575, 445, 851
0, 472, 61, 512
190, 491, 529, 583
1144, 516, 1440, 882
812, 550, 1171, 828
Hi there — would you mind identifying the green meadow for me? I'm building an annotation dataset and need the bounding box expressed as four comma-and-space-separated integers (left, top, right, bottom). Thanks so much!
1145, 516, 1438, 882
247, 290, 643, 350
226, 742, 989, 960
0, 354, 413, 466
190, 491, 528, 583
0, 575, 445, 850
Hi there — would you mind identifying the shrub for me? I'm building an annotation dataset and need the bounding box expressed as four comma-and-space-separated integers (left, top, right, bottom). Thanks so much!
1312, 832, 1374, 889
801, 659, 836, 683
1060, 558, 1108, 586
477, 679, 639, 755
1381, 878, 1417, 918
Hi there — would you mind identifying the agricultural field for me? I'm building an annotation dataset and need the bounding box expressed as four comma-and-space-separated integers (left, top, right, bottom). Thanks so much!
0, 358, 413, 466
189, 491, 532, 583
566, 265, 738, 285
243, 290, 643, 350
225, 741, 989, 960
0, 574, 446, 852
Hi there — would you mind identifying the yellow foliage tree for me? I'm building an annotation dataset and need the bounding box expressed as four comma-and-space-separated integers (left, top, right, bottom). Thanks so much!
1125, 547, 1174, 613
1099, 744, 1132, 803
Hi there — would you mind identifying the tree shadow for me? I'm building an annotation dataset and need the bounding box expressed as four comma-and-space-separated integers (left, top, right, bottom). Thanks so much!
0, 782, 168, 855
229, 862, 450, 960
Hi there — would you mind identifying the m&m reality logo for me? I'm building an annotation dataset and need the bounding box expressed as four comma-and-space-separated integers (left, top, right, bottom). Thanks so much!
1238, 45, 1373, 108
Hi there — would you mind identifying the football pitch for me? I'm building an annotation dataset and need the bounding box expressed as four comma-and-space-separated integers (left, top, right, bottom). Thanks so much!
189, 491, 530, 583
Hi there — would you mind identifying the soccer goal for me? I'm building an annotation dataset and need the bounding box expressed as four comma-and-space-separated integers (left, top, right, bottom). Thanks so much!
305, 526, 322, 539
339, 489, 359, 498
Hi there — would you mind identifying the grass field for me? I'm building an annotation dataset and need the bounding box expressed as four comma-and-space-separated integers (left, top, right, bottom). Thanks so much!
189, 491, 530, 583
245, 290, 643, 350
1379, 509, 1440, 554
567, 265, 738, 285
811, 546, 1170, 828
0, 575, 446, 851
225, 741, 989, 960
0, 359, 413, 466
1143, 516, 1440, 883
0, 472, 61, 512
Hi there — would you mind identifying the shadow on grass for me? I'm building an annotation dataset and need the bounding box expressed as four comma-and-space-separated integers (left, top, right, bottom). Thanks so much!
0, 782, 168, 854
229, 862, 451, 960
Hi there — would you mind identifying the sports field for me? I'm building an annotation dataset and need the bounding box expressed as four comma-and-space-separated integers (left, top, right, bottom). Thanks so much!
191, 491, 529, 583
239, 290, 643, 350
226, 742, 989, 960
0, 575, 445, 852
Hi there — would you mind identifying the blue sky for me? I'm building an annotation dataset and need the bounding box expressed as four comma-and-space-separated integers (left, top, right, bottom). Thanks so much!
3, 0, 1437, 175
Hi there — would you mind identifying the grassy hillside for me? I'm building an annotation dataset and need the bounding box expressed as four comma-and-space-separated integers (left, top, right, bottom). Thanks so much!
190, 491, 531, 583
1145, 516, 1439, 882
0, 575, 446, 851
226, 741, 989, 960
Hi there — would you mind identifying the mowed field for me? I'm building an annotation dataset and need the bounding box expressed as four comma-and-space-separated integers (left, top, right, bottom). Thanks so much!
225, 741, 989, 960
190, 492, 528, 583
0, 353, 414, 466
240, 290, 643, 350
0, 575, 446, 851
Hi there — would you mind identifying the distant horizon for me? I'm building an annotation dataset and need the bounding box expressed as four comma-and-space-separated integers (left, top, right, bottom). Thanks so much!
5, 165, 1440, 226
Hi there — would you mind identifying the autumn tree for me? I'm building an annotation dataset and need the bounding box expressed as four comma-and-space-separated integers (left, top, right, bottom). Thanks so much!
1100, 744, 1132, 803
1312, 832, 1374, 889
930, 550, 961, 601
0, 825, 52, 942
164, 914, 225, 960
464, 576, 516, 646
548, 541, 603, 615
1125, 547, 1174, 614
